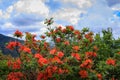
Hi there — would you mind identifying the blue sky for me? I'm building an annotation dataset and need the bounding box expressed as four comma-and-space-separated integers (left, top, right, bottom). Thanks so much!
0, 0, 120, 39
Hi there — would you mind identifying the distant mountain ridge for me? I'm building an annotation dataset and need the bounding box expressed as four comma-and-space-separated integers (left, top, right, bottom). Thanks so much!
0, 34, 23, 57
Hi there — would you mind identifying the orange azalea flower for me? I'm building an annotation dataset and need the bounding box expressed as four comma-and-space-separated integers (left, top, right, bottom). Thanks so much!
52, 56, 62, 64
50, 48, 57, 55
80, 59, 92, 69
32, 34, 37, 42
79, 70, 88, 78
85, 52, 97, 58
52, 66, 58, 72
56, 38, 61, 43
40, 35, 46, 39
111, 77, 117, 80
38, 57, 48, 66
72, 46, 79, 51
37, 72, 44, 80
34, 53, 43, 59
71, 53, 81, 61
13, 62, 21, 70
74, 30, 80, 35
7, 58, 21, 70
45, 66, 53, 78
62, 28, 66, 33
88, 37, 93, 43
106, 58, 116, 66
64, 40, 70, 45
66, 26, 74, 31
14, 30, 23, 38
6, 41, 21, 50
7, 60, 12, 68
97, 73, 102, 80
93, 46, 99, 51
77, 35, 82, 39
44, 42, 49, 48
7, 72, 24, 80
23, 47, 31, 53
19, 46, 31, 53
57, 26, 62, 30
58, 68, 64, 74
118, 52, 120, 54
57, 51, 64, 58
85, 34, 90, 39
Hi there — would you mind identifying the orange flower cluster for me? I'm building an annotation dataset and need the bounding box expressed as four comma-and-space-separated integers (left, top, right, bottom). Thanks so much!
37, 65, 68, 80
57, 51, 64, 58
34, 53, 48, 66
85, 51, 97, 58
80, 59, 93, 69
106, 58, 116, 66
56, 37, 61, 43
66, 26, 74, 31
74, 30, 80, 35
84, 32, 93, 43
14, 30, 23, 38
7, 72, 24, 80
38, 57, 48, 66
64, 40, 70, 45
71, 53, 81, 61
79, 70, 88, 78
7, 58, 21, 70
40, 35, 46, 39
34, 53, 43, 59
97, 73, 102, 80
6, 41, 21, 50
93, 46, 99, 51
51, 56, 63, 64
50, 48, 57, 55
19, 46, 31, 53
72, 46, 79, 52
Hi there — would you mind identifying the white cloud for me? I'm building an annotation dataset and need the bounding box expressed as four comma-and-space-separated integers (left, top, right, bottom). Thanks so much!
0, 9, 3, 17
77, 0, 114, 32
0, 6, 13, 19
7, 6, 13, 13
111, 4, 120, 10
4, 22, 13, 27
13, 0, 49, 17
51, 0, 93, 25
3, 13, 11, 19
58, 0, 92, 9
52, 8, 85, 25
2, 22, 16, 30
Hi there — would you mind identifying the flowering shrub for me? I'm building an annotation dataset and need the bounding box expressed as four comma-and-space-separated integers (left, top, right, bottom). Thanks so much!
1, 19, 120, 80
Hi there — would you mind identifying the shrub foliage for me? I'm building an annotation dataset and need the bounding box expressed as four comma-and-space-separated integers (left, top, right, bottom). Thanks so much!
0, 19, 120, 80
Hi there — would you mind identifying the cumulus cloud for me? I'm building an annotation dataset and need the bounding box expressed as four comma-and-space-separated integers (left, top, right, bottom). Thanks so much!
60, 0, 92, 9
52, 8, 85, 25
77, 0, 114, 31
0, 9, 3, 17
111, 4, 120, 10
13, 0, 49, 17
53, 0, 93, 9
52, 0, 93, 25
0, 5, 13, 19
1, 22, 16, 31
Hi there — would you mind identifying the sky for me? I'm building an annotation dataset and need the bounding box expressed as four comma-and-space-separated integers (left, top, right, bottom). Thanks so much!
0, 0, 120, 39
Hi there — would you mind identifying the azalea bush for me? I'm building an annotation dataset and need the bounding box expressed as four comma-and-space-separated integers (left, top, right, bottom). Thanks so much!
1, 18, 120, 80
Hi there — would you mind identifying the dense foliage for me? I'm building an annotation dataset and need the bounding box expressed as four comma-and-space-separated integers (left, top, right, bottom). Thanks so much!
0, 18, 120, 80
